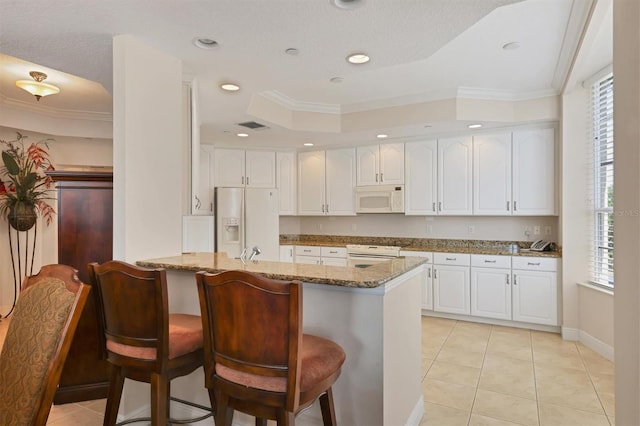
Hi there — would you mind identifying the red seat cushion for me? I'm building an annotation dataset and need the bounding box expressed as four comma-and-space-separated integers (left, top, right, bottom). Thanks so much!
106, 314, 203, 360
215, 334, 346, 392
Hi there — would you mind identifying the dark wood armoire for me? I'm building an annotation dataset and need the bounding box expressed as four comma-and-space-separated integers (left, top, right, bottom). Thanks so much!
47, 168, 113, 404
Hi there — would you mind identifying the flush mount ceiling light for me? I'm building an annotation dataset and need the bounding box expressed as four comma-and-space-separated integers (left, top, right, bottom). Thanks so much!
502, 42, 521, 51
303, 142, 314, 146
15, 71, 60, 101
347, 53, 370, 64
285, 48, 300, 56
220, 83, 240, 92
468, 123, 483, 129
377, 134, 388, 139
331, 0, 364, 10
329, 77, 344, 83
193, 38, 219, 49
237, 133, 249, 138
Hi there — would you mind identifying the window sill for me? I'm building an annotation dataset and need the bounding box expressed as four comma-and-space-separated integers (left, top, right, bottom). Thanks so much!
577, 281, 614, 296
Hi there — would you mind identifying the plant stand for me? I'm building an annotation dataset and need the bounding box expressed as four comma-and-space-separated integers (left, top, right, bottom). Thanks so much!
2, 221, 37, 319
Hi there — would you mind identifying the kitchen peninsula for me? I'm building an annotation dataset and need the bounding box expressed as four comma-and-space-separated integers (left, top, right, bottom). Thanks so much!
136, 252, 427, 426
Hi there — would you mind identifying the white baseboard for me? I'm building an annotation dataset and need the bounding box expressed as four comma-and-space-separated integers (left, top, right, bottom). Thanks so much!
562, 326, 614, 361
406, 397, 425, 426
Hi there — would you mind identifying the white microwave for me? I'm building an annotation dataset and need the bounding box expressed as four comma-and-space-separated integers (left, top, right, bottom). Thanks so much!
355, 185, 404, 213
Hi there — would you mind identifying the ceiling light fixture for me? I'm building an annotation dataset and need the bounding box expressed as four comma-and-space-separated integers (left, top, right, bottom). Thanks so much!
331, 0, 364, 10
285, 48, 300, 56
347, 53, 370, 64
303, 142, 314, 147
468, 123, 483, 129
237, 133, 249, 137
502, 42, 521, 51
193, 38, 219, 49
329, 77, 344, 83
377, 134, 388, 139
220, 83, 240, 92
15, 71, 60, 101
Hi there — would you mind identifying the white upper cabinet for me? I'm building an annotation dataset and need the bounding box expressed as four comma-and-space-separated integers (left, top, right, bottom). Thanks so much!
405, 140, 437, 215
356, 143, 404, 186
214, 149, 275, 188
473, 133, 512, 215
276, 151, 296, 215
438, 137, 473, 215
512, 128, 556, 215
193, 145, 214, 214
297, 148, 356, 216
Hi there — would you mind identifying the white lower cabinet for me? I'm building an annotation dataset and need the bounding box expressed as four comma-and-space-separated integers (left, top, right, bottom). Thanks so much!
400, 250, 433, 310
294, 245, 347, 266
433, 253, 470, 315
279, 245, 294, 263
512, 257, 558, 326
471, 255, 512, 320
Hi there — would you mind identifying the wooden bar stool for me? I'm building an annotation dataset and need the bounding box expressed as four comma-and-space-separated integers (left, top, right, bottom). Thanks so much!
88, 260, 206, 426
196, 270, 346, 426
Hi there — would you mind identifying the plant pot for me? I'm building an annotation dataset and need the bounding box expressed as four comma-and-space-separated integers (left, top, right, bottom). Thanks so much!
8, 202, 37, 231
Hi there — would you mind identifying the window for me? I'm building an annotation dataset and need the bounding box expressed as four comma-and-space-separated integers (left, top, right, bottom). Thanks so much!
589, 73, 614, 288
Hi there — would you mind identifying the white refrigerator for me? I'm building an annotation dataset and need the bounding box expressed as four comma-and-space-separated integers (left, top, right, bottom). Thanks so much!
215, 187, 280, 261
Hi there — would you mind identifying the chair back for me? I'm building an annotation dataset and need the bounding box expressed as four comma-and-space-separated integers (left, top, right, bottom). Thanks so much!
0, 264, 90, 426
87, 260, 169, 369
196, 270, 303, 411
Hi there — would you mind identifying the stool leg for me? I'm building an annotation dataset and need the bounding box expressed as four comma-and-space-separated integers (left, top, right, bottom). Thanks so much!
151, 373, 168, 426
256, 418, 267, 426
319, 387, 337, 426
103, 367, 125, 426
276, 410, 295, 426
215, 390, 234, 426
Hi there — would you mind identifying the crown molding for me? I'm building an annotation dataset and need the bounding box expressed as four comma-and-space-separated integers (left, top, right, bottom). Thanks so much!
0, 93, 113, 122
456, 87, 559, 101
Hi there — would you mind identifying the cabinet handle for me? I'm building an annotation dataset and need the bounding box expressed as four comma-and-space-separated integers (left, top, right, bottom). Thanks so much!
241, 176, 245, 185
375, 173, 379, 182
438, 202, 442, 211
322, 204, 325, 213
484, 260, 496, 263
527, 262, 541, 266
434, 269, 437, 279
380, 173, 384, 182
303, 249, 312, 253
506, 274, 510, 285
329, 250, 338, 254
326, 204, 329, 213
247, 176, 250, 185
507, 201, 510, 211
289, 249, 293, 257
432, 202, 436, 212
514, 201, 517, 211
445, 257, 456, 261
427, 268, 431, 278
513, 274, 517, 285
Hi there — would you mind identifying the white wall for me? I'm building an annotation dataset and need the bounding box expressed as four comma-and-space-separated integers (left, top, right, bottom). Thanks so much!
281, 215, 559, 242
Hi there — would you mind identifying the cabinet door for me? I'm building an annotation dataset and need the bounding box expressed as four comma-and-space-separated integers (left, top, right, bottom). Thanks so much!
512, 128, 556, 215
194, 146, 214, 214
379, 143, 404, 184
438, 137, 473, 215
471, 267, 511, 320
433, 264, 470, 314
214, 148, 245, 187
246, 150, 276, 188
322, 257, 348, 267
297, 151, 326, 215
279, 245, 294, 263
405, 141, 437, 215
423, 265, 434, 310
512, 270, 558, 325
277, 151, 297, 215
473, 133, 512, 215
356, 145, 380, 186
326, 148, 356, 216
295, 255, 321, 265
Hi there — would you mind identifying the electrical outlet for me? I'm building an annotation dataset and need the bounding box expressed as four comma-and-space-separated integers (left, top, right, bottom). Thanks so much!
533, 226, 541, 235
468, 225, 475, 234
544, 226, 551, 236
524, 226, 531, 237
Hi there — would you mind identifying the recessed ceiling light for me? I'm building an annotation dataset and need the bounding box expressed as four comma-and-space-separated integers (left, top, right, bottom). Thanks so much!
331, 0, 364, 10
220, 83, 240, 92
237, 133, 249, 137
285, 48, 300, 56
468, 124, 483, 129
347, 53, 370, 64
303, 142, 314, 146
193, 38, 219, 49
502, 42, 521, 51
377, 134, 388, 139
330, 77, 344, 83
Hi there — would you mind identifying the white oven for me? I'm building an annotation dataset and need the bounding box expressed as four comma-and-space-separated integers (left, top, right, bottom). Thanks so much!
346, 244, 401, 268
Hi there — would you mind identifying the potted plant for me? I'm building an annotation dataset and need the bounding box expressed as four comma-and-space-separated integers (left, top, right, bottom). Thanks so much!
0, 132, 56, 231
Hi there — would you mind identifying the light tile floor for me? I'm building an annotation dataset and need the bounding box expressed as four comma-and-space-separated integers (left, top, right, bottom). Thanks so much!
0, 316, 616, 425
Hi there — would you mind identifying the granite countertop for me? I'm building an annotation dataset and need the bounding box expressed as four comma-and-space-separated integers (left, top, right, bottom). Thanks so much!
280, 235, 562, 258
137, 252, 428, 289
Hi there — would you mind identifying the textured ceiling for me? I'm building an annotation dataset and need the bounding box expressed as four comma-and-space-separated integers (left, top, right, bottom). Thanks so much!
0, 0, 599, 147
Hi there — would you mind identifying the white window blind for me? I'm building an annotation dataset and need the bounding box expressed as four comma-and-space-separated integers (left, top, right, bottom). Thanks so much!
588, 73, 614, 288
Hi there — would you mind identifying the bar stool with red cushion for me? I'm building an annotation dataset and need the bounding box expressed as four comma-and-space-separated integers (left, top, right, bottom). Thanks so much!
196, 270, 346, 426
88, 260, 205, 426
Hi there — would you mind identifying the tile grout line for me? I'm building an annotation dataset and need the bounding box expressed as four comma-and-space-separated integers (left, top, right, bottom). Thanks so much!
465, 323, 491, 426
576, 343, 614, 425
531, 329, 542, 426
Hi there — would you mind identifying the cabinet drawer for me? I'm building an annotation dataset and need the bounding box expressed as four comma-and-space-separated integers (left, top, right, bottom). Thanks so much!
512, 256, 557, 272
400, 250, 433, 263
295, 246, 321, 257
433, 253, 470, 266
321, 246, 347, 258
471, 254, 511, 269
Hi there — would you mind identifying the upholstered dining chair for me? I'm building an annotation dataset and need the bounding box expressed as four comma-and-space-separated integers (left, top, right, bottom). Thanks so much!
196, 270, 346, 426
0, 264, 91, 426
88, 260, 206, 426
